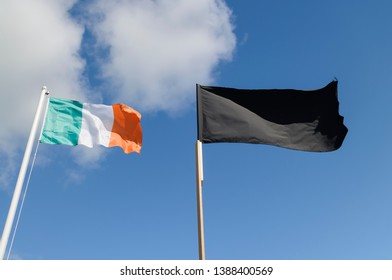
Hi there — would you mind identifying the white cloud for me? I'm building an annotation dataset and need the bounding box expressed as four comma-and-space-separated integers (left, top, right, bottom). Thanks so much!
87, 0, 236, 112
0, 0, 236, 189
0, 0, 86, 189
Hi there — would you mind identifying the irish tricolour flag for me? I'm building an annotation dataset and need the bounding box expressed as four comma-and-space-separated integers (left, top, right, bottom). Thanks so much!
40, 97, 142, 154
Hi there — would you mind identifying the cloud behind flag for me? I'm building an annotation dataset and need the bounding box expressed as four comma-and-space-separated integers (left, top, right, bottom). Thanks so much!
86, 0, 236, 112
40, 97, 142, 154
197, 80, 348, 152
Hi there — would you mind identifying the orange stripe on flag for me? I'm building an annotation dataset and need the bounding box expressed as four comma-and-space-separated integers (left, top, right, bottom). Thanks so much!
109, 104, 142, 154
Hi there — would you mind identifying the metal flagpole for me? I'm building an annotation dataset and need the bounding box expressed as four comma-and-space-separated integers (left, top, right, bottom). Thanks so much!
0, 86, 49, 260
195, 140, 205, 260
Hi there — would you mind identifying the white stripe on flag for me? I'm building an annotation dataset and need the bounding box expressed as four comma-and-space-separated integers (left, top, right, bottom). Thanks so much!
79, 103, 114, 148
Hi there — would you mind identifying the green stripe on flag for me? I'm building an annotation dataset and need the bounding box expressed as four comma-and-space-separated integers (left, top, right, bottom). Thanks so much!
40, 98, 83, 146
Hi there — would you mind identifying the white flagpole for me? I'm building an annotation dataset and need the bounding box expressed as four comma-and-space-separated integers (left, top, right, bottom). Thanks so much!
195, 140, 205, 260
0, 86, 49, 260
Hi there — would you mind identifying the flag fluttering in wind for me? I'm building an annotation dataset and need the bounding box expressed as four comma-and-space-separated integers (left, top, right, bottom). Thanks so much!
197, 80, 348, 152
40, 97, 142, 154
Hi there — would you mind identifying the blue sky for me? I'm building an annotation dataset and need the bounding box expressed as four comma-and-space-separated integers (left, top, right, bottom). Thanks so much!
1, 0, 392, 260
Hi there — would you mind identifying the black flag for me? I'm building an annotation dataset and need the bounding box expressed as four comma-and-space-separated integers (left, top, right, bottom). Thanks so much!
197, 80, 348, 152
